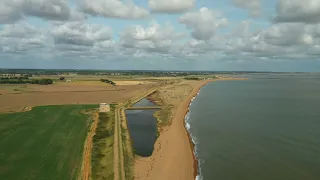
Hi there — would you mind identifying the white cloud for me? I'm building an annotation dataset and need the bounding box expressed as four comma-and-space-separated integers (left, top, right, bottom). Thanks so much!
179, 8, 228, 40
1, 18, 320, 69
0, 21, 116, 60
149, 0, 195, 13
80, 0, 149, 19
22, 0, 73, 20
0, 1, 22, 24
306, 24, 320, 38
0, 23, 49, 53
120, 21, 186, 54
181, 21, 320, 61
259, 23, 314, 46
274, 0, 320, 23
51, 21, 113, 46
0, 0, 86, 23
50, 22, 117, 60
232, 0, 261, 17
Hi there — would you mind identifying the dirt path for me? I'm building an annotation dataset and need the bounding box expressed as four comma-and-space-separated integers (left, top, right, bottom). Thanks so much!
119, 108, 126, 180
82, 112, 99, 180
114, 108, 120, 180
114, 107, 125, 180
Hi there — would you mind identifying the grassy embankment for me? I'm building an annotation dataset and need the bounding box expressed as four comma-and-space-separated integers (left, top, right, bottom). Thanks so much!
0, 105, 97, 180
121, 113, 134, 180
91, 107, 115, 180
120, 100, 138, 180
147, 90, 174, 137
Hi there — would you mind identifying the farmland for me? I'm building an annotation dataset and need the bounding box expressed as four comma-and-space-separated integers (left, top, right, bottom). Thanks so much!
0, 72, 162, 113
0, 82, 156, 113
0, 104, 97, 180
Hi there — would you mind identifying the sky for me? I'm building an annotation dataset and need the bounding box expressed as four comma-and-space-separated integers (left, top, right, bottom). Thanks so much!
0, 0, 320, 72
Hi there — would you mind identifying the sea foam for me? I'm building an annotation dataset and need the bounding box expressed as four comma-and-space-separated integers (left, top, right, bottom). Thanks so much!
184, 89, 203, 180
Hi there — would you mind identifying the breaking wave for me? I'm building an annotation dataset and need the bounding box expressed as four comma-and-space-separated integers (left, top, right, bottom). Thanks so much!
185, 90, 203, 180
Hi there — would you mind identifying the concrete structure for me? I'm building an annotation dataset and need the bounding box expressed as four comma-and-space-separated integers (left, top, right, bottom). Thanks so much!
99, 103, 110, 112
126, 106, 162, 110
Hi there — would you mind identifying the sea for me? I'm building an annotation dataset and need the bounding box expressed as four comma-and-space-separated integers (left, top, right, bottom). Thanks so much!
186, 74, 320, 180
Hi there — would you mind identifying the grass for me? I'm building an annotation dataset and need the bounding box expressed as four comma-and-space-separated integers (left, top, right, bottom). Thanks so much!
91, 111, 115, 180
0, 104, 97, 180
148, 91, 174, 128
121, 118, 134, 180
154, 105, 174, 127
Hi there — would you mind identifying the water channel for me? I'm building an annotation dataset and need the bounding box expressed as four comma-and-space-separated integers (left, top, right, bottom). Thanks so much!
125, 98, 159, 157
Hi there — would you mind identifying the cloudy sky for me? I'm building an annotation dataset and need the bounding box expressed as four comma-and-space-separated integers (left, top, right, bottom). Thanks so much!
0, 0, 320, 71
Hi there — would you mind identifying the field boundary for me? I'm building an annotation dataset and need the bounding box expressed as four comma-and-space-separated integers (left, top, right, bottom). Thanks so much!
81, 110, 99, 180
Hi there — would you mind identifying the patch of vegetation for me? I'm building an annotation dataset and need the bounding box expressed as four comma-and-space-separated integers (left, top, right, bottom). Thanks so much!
0, 105, 97, 180
121, 121, 134, 180
100, 78, 116, 86
91, 111, 115, 180
184, 77, 202, 80
147, 90, 174, 134
154, 104, 174, 127
0, 77, 53, 85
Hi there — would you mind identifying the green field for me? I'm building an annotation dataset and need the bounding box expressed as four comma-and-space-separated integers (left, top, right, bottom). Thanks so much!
0, 105, 98, 180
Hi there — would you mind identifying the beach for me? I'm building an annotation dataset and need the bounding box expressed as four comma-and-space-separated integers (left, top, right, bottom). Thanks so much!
133, 78, 248, 180
133, 79, 210, 180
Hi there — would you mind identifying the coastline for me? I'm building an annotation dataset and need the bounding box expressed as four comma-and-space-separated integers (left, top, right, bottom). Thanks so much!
134, 78, 247, 180
184, 80, 213, 180
185, 78, 249, 179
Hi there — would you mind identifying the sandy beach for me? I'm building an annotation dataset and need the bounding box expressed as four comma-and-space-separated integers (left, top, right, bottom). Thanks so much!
133, 80, 211, 180
134, 78, 247, 180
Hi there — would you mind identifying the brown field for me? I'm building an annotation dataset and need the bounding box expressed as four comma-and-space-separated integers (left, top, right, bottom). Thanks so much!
0, 81, 157, 112
113, 80, 153, 85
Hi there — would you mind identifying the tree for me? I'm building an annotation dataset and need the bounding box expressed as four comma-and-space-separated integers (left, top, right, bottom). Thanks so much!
100, 78, 116, 86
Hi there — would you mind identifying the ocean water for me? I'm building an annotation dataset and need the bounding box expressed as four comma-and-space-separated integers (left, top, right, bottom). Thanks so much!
187, 74, 320, 180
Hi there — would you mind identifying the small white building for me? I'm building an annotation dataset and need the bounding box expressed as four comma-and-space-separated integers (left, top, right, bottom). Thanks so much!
99, 103, 110, 112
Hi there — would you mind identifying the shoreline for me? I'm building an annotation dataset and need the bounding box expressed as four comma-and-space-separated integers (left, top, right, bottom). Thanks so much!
133, 78, 247, 180
184, 78, 248, 179
184, 80, 213, 179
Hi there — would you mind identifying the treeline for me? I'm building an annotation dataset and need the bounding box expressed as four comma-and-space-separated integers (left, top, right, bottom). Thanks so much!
0, 78, 53, 85
184, 77, 202, 80
100, 79, 116, 86
0, 74, 33, 77
1, 76, 29, 80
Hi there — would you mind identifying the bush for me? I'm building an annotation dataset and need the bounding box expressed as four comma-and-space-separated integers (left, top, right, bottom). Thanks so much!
100, 78, 116, 86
